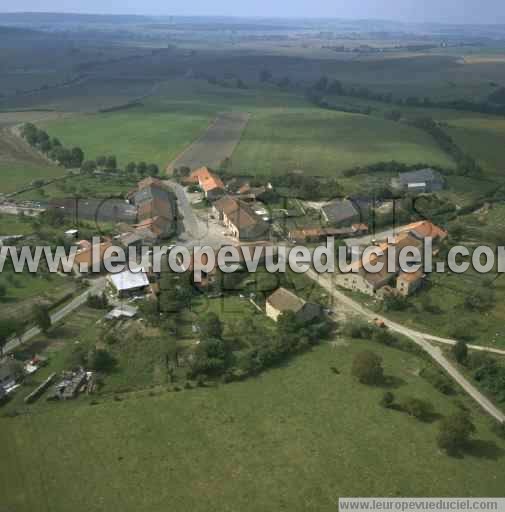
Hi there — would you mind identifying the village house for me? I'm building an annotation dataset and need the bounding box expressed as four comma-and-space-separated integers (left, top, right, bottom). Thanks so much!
265, 287, 323, 323
72, 240, 113, 274
121, 178, 177, 244
396, 269, 425, 297
321, 198, 362, 227
213, 195, 270, 241
336, 230, 428, 297
184, 166, 225, 200
133, 178, 176, 238
392, 168, 445, 194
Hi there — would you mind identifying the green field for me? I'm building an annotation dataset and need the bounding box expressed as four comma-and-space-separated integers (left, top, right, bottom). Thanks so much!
39, 107, 212, 169
1, 339, 504, 512
0, 162, 66, 194
229, 108, 454, 176
38, 80, 455, 178
446, 116, 505, 177
16, 173, 138, 201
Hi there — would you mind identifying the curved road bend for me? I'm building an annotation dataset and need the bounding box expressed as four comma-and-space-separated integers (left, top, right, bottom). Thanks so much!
307, 269, 505, 424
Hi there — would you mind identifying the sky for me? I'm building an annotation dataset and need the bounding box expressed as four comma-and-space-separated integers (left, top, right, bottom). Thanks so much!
2, 0, 505, 25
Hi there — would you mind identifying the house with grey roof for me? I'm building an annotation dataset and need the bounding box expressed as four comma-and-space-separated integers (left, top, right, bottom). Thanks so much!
265, 287, 323, 323
321, 199, 361, 227
393, 168, 445, 194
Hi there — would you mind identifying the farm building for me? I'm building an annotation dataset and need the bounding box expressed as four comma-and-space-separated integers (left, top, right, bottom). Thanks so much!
108, 267, 150, 298
266, 287, 323, 323
336, 227, 434, 298
393, 168, 445, 194
213, 195, 270, 241
321, 199, 362, 227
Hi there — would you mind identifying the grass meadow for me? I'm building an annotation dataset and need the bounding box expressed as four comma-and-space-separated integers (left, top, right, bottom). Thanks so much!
1, 340, 505, 512
0, 162, 65, 194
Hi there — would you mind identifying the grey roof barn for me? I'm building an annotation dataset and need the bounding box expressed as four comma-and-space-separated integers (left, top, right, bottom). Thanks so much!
394, 168, 445, 193
321, 199, 361, 227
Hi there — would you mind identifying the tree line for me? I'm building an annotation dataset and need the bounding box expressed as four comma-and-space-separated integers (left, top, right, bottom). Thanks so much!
21, 123, 160, 178
21, 123, 84, 169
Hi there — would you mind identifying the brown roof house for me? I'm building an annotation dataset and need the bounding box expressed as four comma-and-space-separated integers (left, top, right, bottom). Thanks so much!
266, 287, 323, 323
185, 166, 225, 200
336, 232, 424, 297
130, 178, 177, 241
72, 240, 113, 274
396, 269, 425, 297
213, 195, 270, 241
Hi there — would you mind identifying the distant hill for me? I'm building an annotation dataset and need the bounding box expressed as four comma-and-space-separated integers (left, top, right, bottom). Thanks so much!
487, 86, 505, 105
0, 12, 152, 25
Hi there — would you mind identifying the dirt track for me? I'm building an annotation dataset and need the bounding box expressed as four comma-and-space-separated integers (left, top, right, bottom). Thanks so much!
0, 127, 52, 166
166, 111, 250, 173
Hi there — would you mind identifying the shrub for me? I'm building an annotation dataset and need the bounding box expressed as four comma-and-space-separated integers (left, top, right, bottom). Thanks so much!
452, 340, 468, 365
380, 391, 395, 408
401, 397, 435, 421
420, 367, 455, 395
437, 412, 475, 455
352, 351, 384, 385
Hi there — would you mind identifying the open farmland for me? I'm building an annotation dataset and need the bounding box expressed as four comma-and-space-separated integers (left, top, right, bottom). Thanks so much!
38, 104, 213, 168
229, 108, 454, 177
166, 111, 250, 173
445, 116, 505, 177
1, 341, 504, 512
1, 77, 160, 113
0, 126, 65, 194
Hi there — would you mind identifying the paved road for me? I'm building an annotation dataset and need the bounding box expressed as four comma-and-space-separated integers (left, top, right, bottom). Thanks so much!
306, 269, 505, 424
4, 277, 107, 354
166, 180, 231, 250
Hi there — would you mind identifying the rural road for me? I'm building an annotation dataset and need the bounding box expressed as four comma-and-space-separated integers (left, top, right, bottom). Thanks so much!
167, 180, 231, 250
306, 269, 505, 423
4, 276, 107, 355
167, 180, 202, 240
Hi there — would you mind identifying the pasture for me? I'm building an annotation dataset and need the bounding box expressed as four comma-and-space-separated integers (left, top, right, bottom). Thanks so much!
1, 340, 505, 512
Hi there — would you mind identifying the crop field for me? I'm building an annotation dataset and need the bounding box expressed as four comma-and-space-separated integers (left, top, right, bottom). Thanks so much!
166, 112, 250, 173
229, 108, 454, 177
1, 340, 504, 512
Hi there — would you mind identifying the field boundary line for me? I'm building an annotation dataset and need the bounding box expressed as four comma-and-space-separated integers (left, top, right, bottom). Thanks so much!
165, 115, 219, 175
